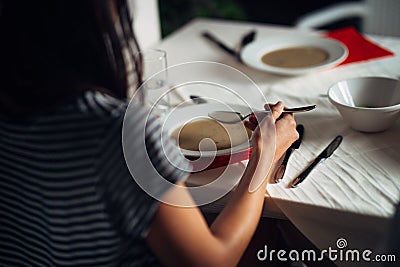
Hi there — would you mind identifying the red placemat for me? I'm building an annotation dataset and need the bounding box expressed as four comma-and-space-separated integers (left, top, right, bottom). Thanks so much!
324, 27, 394, 66
187, 147, 252, 172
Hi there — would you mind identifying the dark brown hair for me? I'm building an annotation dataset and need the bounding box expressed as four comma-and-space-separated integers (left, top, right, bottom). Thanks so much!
0, 0, 142, 117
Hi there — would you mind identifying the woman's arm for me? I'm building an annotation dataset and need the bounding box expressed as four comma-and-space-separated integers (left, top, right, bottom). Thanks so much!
146, 102, 298, 267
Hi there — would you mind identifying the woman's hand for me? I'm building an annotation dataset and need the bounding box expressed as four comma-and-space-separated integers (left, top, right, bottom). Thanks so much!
147, 101, 298, 267
244, 101, 299, 163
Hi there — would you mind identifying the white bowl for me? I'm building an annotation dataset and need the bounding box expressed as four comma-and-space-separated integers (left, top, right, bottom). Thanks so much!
328, 77, 400, 132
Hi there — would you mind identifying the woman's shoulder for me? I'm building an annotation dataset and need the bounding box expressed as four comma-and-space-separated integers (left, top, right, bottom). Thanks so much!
77, 91, 153, 134
77, 91, 129, 118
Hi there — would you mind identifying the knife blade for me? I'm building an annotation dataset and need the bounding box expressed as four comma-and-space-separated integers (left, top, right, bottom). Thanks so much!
274, 124, 304, 183
290, 135, 343, 188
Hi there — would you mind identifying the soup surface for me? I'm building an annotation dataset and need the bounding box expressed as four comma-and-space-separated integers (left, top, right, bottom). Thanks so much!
171, 118, 251, 151
261, 46, 329, 68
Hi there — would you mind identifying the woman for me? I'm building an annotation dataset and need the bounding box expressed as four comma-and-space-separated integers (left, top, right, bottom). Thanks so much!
0, 1, 298, 266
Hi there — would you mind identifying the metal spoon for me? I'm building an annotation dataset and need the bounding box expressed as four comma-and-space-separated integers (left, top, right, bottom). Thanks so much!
208, 105, 316, 124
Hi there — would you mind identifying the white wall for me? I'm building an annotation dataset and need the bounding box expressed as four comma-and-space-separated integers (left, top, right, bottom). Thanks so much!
128, 0, 161, 49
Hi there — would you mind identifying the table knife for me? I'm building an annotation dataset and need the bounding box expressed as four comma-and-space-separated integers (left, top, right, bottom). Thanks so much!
202, 31, 237, 57
274, 124, 304, 183
290, 135, 343, 188
202, 30, 256, 61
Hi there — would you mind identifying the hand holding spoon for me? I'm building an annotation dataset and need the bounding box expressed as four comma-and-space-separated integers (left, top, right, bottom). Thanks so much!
209, 105, 316, 124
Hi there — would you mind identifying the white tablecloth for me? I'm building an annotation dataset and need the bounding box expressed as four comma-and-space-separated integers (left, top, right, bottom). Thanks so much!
155, 18, 400, 261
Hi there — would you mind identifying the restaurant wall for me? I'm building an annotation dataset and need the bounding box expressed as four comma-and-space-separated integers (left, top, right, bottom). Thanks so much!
159, 0, 361, 37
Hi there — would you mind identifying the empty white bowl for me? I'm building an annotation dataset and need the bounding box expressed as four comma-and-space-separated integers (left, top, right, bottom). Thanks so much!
328, 77, 400, 132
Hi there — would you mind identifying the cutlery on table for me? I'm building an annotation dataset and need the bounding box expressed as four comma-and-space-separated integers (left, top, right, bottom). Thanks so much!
190, 95, 207, 104
274, 124, 304, 183
201, 30, 256, 61
237, 30, 257, 61
208, 105, 317, 124
290, 135, 343, 188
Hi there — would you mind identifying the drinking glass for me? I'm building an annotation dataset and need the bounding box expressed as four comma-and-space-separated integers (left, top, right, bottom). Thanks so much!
140, 49, 170, 116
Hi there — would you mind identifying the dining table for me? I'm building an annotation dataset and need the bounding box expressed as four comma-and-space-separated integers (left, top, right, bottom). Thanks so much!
153, 18, 400, 266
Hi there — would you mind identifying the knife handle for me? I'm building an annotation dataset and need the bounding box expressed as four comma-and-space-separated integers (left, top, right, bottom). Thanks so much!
282, 147, 294, 165
190, 95, 207, 104
291, 157, 324, 188
273, 148, 294, 182
274, 164, 286, 183
202, 32, 237, 57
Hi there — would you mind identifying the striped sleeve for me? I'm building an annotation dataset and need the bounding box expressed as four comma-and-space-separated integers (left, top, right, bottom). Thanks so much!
145, 113, 192, 185
94, 101, 190, 240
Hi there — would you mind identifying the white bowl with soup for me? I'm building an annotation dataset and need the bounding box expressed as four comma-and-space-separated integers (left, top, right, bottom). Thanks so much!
170, 117, 251, 156
328, 77, 400, 132
241, 34, 348, 75
163, 103, 253, 158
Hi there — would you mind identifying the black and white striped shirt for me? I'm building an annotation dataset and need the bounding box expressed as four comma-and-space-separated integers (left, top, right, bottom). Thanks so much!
0, 91, 189, 266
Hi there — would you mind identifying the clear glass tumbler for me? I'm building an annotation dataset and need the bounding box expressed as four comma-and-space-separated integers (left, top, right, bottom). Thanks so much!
140, 49, 170, 117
